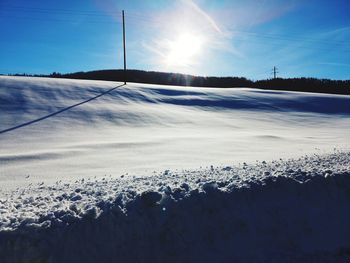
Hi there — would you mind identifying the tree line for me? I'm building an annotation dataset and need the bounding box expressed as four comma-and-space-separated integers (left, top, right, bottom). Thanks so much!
8, 69, 350, 95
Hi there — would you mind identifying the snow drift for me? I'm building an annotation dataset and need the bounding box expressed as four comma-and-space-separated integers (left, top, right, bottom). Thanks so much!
1, 152, 350, 262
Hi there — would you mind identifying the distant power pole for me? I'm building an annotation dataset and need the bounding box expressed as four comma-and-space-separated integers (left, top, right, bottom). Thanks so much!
273, 66, 278, 79
122, 10, 127, 85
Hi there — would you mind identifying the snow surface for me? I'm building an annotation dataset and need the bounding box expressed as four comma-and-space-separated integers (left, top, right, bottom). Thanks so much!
1, 151, 350, 262
0, 76, 349, 191
0, 76, 350, 262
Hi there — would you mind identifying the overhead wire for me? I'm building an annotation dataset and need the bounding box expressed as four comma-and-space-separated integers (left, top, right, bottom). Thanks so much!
1, 6, 349, 46
1, 5, 350, 57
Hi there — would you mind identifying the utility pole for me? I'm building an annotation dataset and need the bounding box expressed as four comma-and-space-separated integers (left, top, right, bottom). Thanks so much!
122, 10, 127, 85
273, 66, 278, 79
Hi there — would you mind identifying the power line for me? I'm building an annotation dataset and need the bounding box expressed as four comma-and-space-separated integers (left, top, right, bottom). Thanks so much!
229, 29, 350, 47
0, 15, 121, 25
2, 6, 349, 46
1, 5, 109, 16
1, 5, 350, 59
1, 6, 350, 47
1, 16, 350, 55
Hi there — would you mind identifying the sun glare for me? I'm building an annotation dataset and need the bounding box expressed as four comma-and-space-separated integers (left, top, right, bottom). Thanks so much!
165, 33, 204, 67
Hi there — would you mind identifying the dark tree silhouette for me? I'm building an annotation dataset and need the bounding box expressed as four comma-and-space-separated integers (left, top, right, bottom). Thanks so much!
8, 70, 350, 95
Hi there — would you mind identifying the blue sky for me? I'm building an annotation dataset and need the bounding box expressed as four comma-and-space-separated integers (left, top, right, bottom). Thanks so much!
0, 0, 349, 79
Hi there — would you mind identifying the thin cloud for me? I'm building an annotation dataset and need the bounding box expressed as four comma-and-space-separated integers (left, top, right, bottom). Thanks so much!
180, 0, 222, 34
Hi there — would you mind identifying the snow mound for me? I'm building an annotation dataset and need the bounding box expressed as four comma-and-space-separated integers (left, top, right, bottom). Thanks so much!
1, 151, 350, 262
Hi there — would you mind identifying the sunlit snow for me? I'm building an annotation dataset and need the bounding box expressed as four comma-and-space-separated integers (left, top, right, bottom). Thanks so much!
0, 76, 349, 191
0, 76, 349, 262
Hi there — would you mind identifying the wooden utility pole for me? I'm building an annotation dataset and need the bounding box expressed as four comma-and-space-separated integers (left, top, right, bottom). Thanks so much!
122, 10, 127, 84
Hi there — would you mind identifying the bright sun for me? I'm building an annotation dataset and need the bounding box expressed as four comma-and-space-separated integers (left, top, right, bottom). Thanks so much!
165, 33, 204, 67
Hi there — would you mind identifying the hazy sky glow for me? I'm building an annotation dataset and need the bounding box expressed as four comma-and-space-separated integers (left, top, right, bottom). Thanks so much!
0, 0, 350, 79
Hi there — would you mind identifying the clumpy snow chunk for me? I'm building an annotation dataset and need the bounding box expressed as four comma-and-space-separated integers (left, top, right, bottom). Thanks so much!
1, 151, 350, 262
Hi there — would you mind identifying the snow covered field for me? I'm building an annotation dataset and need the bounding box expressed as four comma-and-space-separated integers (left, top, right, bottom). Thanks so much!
0, 76, 350, 262
1, 76, 349, 190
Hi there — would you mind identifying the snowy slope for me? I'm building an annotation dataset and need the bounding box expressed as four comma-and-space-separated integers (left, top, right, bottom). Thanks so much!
0, 76, 350, 262
0, 76, 349, 191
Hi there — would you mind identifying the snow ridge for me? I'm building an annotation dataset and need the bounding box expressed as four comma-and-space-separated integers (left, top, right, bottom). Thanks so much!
1, 151, 350, 262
